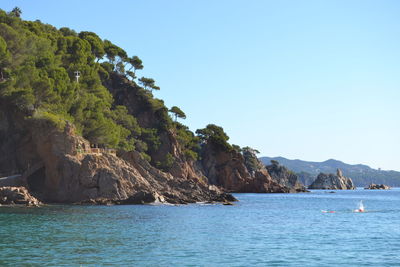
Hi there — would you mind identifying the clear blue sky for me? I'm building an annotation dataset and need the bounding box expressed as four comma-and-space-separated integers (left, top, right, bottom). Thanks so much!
2, 0, 399, 170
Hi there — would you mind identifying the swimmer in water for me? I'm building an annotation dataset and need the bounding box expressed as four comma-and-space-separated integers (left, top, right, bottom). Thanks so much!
354, 201, 365, 212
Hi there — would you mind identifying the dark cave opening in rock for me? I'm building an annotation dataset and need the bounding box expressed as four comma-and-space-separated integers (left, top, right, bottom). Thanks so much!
27, 166, 46, 197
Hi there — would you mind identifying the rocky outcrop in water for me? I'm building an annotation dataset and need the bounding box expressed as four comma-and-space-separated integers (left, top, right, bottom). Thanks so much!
265, 161, 308, 192
364, 184, 391, 190
200, 143, 288, 193
0, 186, 40, 206
308, 169, 355, 190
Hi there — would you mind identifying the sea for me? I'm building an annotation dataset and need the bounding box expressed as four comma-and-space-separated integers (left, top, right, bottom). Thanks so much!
1, 189, 399, 266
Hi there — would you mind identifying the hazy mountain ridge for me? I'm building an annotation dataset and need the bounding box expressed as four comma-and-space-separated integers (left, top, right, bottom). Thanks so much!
260, 157, 400, 187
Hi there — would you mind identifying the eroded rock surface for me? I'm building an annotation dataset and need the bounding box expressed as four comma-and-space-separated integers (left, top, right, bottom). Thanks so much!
0, 186, 40, 206
0, 108, 235, 204
308, 169, 355, 190
201, 143, 288, 193
265, 161, 308, 192
33, 123, 236, 204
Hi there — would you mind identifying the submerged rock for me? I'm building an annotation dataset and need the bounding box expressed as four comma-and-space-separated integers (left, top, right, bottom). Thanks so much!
0, 186, 40, 206
364, 184, 391, 190
308, 169, 355, 190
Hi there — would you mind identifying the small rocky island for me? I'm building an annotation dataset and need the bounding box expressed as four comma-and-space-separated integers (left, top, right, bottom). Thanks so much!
364, 184, 391, 190
308, 169, 355, 190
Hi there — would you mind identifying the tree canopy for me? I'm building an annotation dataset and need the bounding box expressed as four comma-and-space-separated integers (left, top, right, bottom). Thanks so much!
169, 106, 186, 121
196, 124, 231, 151
242, 146, 261, 172
138, 77, 160, 92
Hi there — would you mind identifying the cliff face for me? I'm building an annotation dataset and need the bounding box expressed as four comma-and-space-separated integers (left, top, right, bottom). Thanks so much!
0, 74, 301, 203
0, 105, 234, 204
201, 143, 288, 193
104, 74, 208, 184
265, 162, 307, 192
308, 169, 355, 190
104, 74, 291, 194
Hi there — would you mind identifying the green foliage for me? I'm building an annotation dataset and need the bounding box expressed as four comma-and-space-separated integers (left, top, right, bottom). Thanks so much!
156, 152, 174, 172
271, 160, 280, 166
175, 122, 200, 161
140, 151, 151, 162
196, 124, 231, 151
0, 8, 248, 173
59, 27, 77, 37
140, 128, 161, 153
31, 110, 68, 130
127, 55, 143, 74
242, 146, 261, 172
0, 9, 141, 150
0, 36, 10, 68
104, 39, 126, 66
78, 31, 105, 60
10, 7, 22, 18
184, 150, 198, 161
169, 106, 186, 121
232, 144, 242, 153
138, 77, 159, 92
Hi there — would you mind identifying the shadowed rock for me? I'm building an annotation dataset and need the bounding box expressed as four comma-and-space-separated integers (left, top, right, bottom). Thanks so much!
0, 186, 40, 206
364, 184, 391, 190
308, 169, 355, 190
265, 161, 308, 193
200, 143, 289, 193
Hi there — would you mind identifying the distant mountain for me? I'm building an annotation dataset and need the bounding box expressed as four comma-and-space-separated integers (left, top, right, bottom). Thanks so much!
260, 157, 400, 187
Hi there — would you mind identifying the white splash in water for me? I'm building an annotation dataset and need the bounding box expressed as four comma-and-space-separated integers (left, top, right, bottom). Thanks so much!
354, 200, 365, 212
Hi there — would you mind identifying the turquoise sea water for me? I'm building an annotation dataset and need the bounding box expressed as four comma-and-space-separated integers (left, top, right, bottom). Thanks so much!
1, 189, 400, 266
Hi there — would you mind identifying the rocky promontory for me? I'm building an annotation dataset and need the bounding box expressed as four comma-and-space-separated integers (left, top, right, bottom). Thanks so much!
201, 143, 289, 193
364, 184, 391, 190
265, 161, 308, 192
0, 187, 40, 206
308, 169, 355, 190
0, 13, 310, 206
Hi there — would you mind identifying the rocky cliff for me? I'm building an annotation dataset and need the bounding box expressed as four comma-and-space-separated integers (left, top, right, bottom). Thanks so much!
308, 169, 355, 190
0, 105, 234, 204
200, 143, 289, 193
104, 73, 295, 194
0, 74, 300, 205
0, 12, 304, 205
265, 161, 307, 192
104, 73, 209, 184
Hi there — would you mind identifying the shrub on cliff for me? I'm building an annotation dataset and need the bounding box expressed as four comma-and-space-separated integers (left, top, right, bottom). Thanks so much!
196, 124, 231, 151
242, 146, 261, 172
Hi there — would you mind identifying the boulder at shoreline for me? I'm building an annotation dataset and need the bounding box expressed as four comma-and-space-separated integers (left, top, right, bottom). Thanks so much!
0, 187, 41, 206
